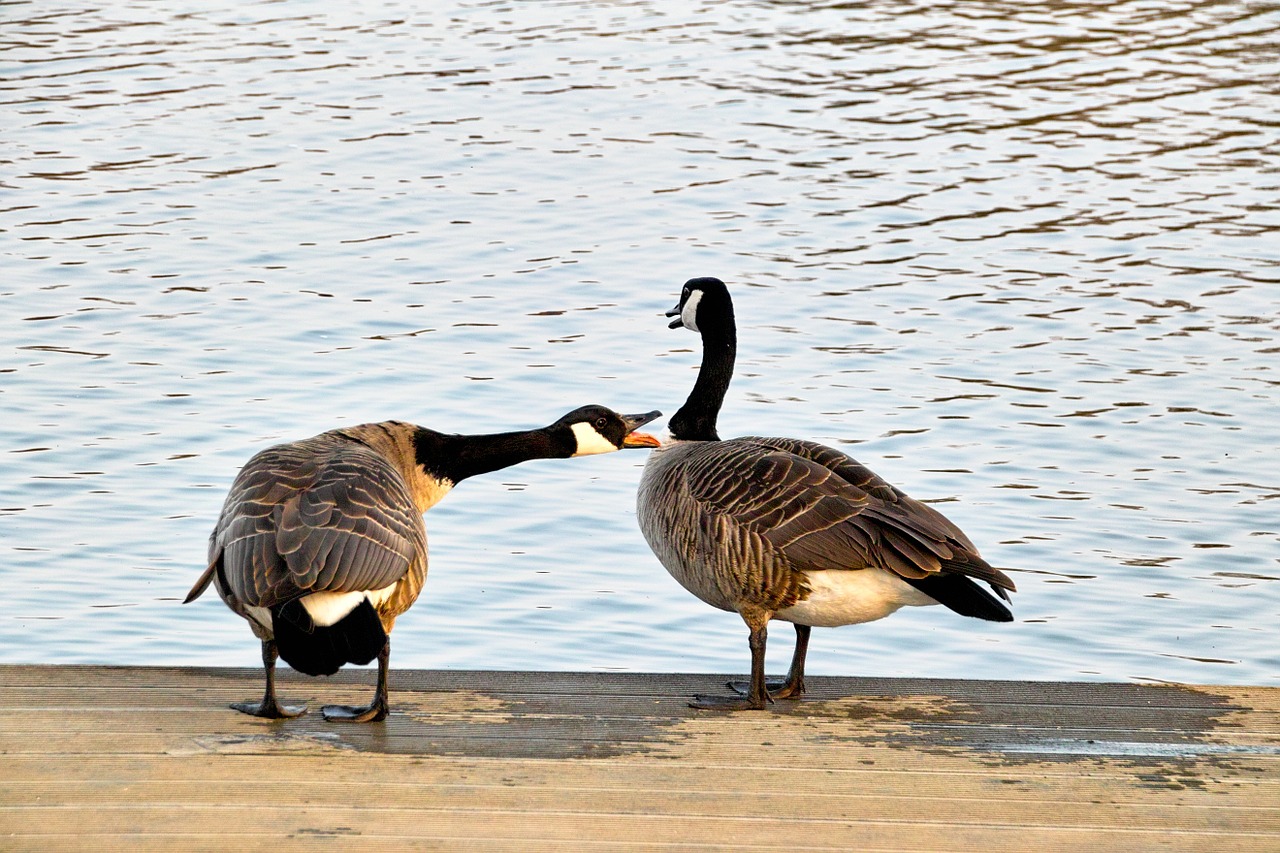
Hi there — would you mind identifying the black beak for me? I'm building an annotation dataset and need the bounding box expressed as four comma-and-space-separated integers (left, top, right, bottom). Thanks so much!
621, 410, 662, 433
666, 301, 683, 329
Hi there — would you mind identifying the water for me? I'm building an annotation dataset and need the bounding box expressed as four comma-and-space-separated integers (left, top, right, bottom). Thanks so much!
3, 0, 1278, 686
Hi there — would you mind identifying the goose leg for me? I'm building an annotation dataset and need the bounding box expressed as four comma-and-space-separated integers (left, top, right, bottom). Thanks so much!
773, 623, 810, 699
728, 623, 811, 699
692, 617, 772, 711
232, 640, 307, 719
322, 639, 390, 722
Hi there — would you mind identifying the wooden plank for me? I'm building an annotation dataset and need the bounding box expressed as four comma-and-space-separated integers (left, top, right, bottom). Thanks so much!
3, 801, 1279, 841
5, 751, 1277, 797
4, 663, 1273, 709
0, 666, 1276, 853
3, 776, 1279, 831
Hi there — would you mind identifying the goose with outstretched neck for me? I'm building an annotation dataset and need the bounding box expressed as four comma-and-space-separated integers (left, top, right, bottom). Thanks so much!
188, 405, 661, 722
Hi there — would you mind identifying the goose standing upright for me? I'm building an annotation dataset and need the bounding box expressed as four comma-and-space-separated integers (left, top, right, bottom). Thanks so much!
636, 277, 1015, 710
187, 405, 661, 722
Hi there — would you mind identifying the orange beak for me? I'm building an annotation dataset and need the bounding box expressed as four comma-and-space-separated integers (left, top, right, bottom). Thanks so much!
619, 410, 662, 448
622, 431, 662, 449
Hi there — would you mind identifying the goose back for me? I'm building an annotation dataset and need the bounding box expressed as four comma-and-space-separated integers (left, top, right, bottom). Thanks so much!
208, 422, 435, 636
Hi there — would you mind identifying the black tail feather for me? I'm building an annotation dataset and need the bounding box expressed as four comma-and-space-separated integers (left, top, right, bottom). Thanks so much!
901, 574, 1014, 623
272, 597, 387, 676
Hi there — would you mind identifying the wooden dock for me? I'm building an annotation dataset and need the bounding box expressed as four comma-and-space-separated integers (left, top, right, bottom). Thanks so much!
1, 665, 1276, 851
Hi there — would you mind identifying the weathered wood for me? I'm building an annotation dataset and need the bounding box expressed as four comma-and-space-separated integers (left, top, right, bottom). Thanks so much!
1, 666, 1276, 852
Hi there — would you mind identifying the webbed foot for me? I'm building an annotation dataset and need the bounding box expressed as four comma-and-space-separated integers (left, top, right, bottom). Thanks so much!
231, 700, 306, 719
728, 678, 785, 694
690, 692, 770, 711
728, 678, 804, 700
321, 701, 387, 723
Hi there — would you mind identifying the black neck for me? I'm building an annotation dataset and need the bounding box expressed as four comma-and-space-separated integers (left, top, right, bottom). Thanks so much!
413, 427, 573, 485
668, 318, 736, 442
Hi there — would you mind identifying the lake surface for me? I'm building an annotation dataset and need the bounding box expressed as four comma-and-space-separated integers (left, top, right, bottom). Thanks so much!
3, 0, 1278, 686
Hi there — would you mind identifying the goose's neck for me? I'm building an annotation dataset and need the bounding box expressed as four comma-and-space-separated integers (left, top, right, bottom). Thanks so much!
415, 427, 571, 486
669, 322, 736, 442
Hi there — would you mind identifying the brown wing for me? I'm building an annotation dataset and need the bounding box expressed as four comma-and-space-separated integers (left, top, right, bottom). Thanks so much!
209, 433, 426, 609
695, 437, 1015, 594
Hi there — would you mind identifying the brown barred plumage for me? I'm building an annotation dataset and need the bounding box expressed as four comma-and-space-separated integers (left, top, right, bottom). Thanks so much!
187, 406, 661, 722
637, 278, 1017, 711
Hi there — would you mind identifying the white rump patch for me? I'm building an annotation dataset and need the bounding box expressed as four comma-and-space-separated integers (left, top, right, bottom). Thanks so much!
570, 421, 619, 457
300, 583, 398, 627
775, 569, 937, 628
680, 289, 702, 333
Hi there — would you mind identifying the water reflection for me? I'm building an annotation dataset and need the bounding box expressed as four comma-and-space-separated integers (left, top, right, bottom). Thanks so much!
1, 0, 1277, 685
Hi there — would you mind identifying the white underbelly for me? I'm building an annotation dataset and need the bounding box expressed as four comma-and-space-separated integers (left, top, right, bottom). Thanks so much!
300, 584, 400, 626
244, 584, 400, 635
776, 569, 937, 628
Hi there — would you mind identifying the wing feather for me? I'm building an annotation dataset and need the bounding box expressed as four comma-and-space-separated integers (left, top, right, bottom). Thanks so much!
693, 437, 1014, 593
210, 432, 425, 609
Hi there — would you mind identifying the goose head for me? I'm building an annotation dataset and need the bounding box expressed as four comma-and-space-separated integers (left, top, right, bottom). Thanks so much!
664, 277, 736, 443
666, 276, 732, 334
552, 405, 663, 456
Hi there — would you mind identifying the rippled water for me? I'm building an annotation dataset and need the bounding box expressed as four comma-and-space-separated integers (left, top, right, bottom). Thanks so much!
3, 0, 1278, 685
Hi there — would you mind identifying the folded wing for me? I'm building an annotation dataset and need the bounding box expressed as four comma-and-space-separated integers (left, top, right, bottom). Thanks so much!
687, 437, 1015, 615
210, 435, 425, 609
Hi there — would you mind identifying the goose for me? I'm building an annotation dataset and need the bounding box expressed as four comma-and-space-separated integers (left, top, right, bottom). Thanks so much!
186, 405, 661, 722
636, 277, 1015, 710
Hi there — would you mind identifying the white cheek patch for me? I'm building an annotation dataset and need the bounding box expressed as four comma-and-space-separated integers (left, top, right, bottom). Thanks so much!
570, 421, 620, 457
680, 290, 702, 333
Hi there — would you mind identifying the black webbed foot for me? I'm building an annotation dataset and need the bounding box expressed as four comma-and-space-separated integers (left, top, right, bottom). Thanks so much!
690, 692, 770, 711
321, 697, 388, 723
231, 699, 306, 719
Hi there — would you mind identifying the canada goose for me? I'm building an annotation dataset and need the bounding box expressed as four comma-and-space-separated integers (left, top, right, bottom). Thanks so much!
186, 405, 661, 722
636, 277, 1015, 710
